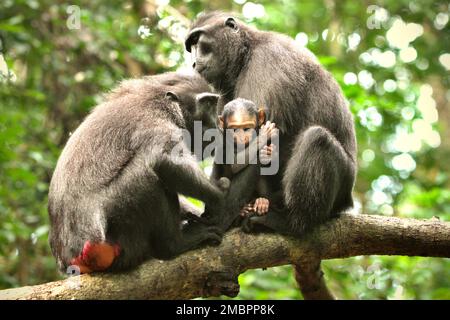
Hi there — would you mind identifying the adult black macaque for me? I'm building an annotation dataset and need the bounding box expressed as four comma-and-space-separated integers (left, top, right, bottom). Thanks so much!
185, 12, 357, 236
48, 72, 224, 273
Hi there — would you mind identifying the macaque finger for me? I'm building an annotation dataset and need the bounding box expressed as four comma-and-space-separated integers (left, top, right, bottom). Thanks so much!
241, 209, 256, 217
262, 206, 267, 214
240, 208, 249, 217
260, 156, 270, 165
258, 204, 266, 215
253, 198, 267, 215
240, 203, 255, 217
264, 202, 269, 213
259, 198, 269, 215
268, 125, 278, 139
253, 201, 259, 213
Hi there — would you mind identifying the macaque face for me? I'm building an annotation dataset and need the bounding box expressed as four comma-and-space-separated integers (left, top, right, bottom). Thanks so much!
185, 16, 242, 87
227, 113, 257, 146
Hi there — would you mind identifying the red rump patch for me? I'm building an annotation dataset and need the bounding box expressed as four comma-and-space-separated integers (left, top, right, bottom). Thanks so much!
70, 241, 121, 274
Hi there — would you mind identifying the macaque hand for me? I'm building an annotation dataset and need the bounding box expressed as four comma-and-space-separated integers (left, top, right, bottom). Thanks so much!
260, 121, 279, 141
253, 197, 269, 216
260, 143, 277, 165
240, 203, 255, 217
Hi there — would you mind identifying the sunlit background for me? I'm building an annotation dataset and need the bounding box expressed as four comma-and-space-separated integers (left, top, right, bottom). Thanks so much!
0, 0, 449, 299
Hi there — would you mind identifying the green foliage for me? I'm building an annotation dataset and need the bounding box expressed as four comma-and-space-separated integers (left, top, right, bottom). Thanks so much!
0, 0, 449, 299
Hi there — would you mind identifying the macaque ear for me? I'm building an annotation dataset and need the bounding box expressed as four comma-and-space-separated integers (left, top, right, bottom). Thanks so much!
195, 92, 220, 111
225, 17, 239, 31
218, 115, 224, 129
258, 108, 266, 126
165, 91, 179, 102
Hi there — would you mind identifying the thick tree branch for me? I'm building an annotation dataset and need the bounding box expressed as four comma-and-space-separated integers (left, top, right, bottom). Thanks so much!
0, 213, 449, 300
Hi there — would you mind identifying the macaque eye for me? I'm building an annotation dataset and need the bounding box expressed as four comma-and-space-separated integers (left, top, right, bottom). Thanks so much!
199, 41, 212, 54
190, 32, 201, 47
244, 128, 252, 132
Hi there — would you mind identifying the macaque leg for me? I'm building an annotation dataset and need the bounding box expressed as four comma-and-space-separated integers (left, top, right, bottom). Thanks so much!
217, 164, 260, 232
154, 215, 223, 259
155, 154, 226, 221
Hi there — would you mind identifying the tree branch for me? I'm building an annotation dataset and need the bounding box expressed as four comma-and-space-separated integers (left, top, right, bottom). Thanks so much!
1, 213, 449, 300
294, 261, 335, 300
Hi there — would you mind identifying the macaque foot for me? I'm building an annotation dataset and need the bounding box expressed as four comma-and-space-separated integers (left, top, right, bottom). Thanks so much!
200, 208, 222, 227
70, 241, 121, 274
182, 221, 223, 246
242, 215, 274, 234
183, 211, 215, 226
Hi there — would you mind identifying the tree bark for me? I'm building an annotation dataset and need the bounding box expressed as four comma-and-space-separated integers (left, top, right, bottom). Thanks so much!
0, 213, 449, 300
294, 261, 335, 300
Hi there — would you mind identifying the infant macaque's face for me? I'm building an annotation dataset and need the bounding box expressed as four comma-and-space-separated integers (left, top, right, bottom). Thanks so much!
227, 113, 257, 146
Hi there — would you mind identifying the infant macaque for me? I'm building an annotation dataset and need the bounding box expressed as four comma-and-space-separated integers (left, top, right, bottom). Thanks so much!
212, 98, 278, 217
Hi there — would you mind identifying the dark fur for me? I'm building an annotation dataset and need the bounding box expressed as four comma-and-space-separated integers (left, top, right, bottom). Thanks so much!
186, 12, 357, 235
48, 72, 224, 272
221, 97, 258, 121
212, 99, 269, 194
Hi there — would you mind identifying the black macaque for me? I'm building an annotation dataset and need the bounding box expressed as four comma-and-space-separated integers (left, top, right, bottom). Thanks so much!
211, 98, 280, 220
48, 71, 225, 273
185, 12, 357, 236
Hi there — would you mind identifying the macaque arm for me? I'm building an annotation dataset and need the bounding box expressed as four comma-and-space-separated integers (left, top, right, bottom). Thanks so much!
256, 177, 271, 198
210, 160, 223, 184
155, 153, 223, 207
